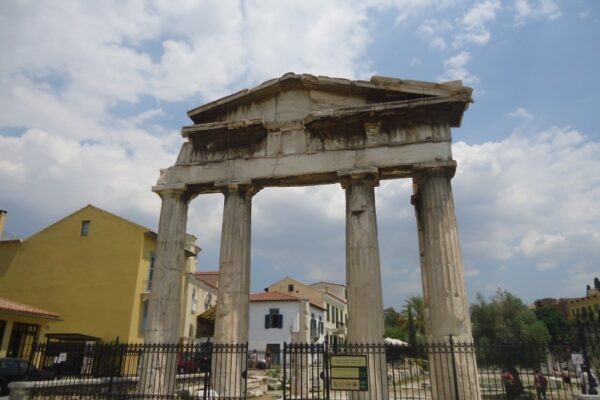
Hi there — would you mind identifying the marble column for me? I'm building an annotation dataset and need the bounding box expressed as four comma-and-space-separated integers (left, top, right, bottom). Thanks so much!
339, 168, 388, 400
212, 181, 258, 398
140, 186, 191, 397
412, 163, 481, 400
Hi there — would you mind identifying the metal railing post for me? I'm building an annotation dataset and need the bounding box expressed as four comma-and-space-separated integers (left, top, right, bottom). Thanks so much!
324, 338, 330, 400
283, 342, 287, 400
449, 335, 460, 400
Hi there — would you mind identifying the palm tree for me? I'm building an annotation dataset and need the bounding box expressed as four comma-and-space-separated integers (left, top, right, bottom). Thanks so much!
403, 295, 425, 336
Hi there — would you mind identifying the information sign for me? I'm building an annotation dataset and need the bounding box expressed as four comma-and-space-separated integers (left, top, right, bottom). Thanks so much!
330, 355, 368, 391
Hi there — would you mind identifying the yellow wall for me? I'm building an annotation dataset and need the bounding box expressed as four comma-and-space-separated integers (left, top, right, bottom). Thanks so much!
269, 277, 324, 308
569, 289, 600, 319
0, 206, 153, 342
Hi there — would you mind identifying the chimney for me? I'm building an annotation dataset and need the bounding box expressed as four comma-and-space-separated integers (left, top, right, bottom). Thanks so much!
0, 210, 6, 240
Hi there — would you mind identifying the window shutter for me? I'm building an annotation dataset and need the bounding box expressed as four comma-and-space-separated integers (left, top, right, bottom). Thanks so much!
276, 314, 283, 329
265, 314, 270, 329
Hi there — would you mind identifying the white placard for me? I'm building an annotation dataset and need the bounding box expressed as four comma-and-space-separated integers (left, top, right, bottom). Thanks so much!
571, 353, 584, 365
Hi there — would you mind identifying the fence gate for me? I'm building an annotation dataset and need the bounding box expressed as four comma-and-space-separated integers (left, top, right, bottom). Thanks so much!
282, 342, 439, 400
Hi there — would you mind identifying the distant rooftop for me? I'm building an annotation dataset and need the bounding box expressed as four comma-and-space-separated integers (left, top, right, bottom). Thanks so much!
251, 291, 325, 310
195, 271, 219, 288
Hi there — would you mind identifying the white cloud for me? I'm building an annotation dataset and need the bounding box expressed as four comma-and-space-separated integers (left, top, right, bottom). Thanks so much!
536, 260, 557, 271
453, 127, 600, 290
509, 107, 535, 120
439, 51, 479, 84
454, 0, 501, 47
417, 19, 453, 50
460, 0, 501, 30
514, 0, 561, 24
520, 232, 566, 256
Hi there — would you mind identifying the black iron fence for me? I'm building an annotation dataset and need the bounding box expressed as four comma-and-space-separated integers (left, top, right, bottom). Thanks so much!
10, 318, 599, 399
21, 341, 247, 399
281, 339, 600, 400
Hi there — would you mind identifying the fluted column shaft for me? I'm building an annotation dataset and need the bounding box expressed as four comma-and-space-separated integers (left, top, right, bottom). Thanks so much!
341, 170, 388, 400
342, 172, 385, 343
213, 183, 256, 344
413, 166, 481, 400
413, 168, 471, 341
145, 188, 190, 344
212, 182, 257, 399
140, 187, 190, 397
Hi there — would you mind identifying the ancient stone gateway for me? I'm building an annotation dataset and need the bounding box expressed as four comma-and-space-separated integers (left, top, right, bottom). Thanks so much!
146, 73, 481, 399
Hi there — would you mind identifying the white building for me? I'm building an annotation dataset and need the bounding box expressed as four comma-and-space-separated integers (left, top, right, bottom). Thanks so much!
269, 277, 347, 346
248, 291, 325, 364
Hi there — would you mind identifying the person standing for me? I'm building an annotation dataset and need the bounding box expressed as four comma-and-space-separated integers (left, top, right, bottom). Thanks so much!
534, 369, 548, 400
501, 369, 515, 400
561, 368, 572, 391
582, 365, 599, 395
265, 348, 272, 369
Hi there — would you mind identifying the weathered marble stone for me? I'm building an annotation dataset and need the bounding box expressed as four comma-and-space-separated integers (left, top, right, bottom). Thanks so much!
412, 164, 481, 400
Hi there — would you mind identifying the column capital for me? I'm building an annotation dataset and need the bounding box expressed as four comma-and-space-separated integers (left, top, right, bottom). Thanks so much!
215, 179, 262, 197
337, 167, 379, 189
412, 160, 457, 181
152, 184, 192, 201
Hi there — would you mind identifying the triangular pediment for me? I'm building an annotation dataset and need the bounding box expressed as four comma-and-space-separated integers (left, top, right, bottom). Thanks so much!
187, 73, 472, 125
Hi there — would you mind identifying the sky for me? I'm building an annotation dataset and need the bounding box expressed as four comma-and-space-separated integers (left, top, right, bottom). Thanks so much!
1, 0, 599, 310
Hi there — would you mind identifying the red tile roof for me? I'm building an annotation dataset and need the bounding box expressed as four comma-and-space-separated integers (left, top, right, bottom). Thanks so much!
250, 291, 325, 310
194, 271, 219, 288
250, 291, 300, 302
0, 297, 60, 320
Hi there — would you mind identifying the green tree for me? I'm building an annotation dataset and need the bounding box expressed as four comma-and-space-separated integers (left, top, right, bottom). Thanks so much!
384, 307, 402, 329
471, 290, 550, 347
471, 290, 551, 396
533, 305, 573, 345
403, 295, 425, 336
384, 307, 406, 340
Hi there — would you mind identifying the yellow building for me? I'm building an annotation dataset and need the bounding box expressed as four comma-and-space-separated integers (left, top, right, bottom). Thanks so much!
569, 277, 600, 320
0, 205, 202, 343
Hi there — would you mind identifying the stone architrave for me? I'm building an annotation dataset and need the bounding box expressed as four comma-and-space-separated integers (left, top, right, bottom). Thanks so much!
340, 168, 388, 400
139, 186, 190, 397
412, 163, 481, 400
211, 181, 257, 398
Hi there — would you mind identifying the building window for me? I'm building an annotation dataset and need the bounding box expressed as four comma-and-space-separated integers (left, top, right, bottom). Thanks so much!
326, 304, 330, 322
288, 284, 294, 292
310, 313, 317, 338
265, 308, 283, 329
191, 287, 198, 313
318, 316, 324, 335
7, 323, 38, 359
0, 320, 6, 348
140, 300, 149, 332
205, 293, 212, 311
80, 220, 90, 236
147, 252, 156, 291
